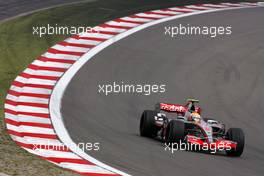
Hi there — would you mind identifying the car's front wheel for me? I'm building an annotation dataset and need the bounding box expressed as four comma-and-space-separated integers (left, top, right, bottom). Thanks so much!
165, 120, 185, 145
140, 110, 158, 138
226, 128, 245, 157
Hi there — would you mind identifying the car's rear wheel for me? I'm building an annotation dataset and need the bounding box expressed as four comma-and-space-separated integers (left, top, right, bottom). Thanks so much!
140, 110, 158, 138
226, 128, 245, 157
165, 120, 185, 144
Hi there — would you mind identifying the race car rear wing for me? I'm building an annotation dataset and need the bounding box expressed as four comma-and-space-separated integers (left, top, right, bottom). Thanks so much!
155, 102, 187, 113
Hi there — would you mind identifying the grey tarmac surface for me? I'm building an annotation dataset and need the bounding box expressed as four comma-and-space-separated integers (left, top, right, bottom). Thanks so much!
62, 7, 264, 176
0, 0, 94, 22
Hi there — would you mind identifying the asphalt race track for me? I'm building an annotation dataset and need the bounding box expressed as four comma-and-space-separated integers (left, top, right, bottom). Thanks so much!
62, 7, 264, 176
0, 0, 91, 21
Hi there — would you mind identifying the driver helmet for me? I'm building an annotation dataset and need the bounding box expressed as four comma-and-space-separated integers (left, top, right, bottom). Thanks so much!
190, 112, 201, 123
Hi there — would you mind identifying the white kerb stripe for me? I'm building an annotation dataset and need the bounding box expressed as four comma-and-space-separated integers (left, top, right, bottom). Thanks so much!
94, 26, 127, 33
153, 10, 183, 15
42, 52, 80, 60
5, 113, 51, 124
64, 37, 100, 46
26, 78, 57, 86
52, 44, 90, 53
185, 5, 214, 10
169, 7, 198, 12
18, 96, 49, 104
10, 85, 52, 95
135, 12, 169, 18
106, 21, 139, 28
6, 124, 55, 135
60, 163, 115, 174
202, 4, 230, 8
120, 16, 153, 22
16, 106, 49, 114
23, 68, 63, 77
81, 32, 114, 39
32, 60, 72, 69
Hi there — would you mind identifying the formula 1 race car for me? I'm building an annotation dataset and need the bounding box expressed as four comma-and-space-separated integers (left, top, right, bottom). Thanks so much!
139, 99, 245, 156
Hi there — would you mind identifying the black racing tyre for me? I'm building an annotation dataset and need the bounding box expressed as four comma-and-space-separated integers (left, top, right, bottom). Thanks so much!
140, 110, 158, 138
165, 120, 185, 144
226, 128, 245, 157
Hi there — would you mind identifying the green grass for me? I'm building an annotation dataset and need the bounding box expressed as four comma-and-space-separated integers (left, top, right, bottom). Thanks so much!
0, 0, 259, 175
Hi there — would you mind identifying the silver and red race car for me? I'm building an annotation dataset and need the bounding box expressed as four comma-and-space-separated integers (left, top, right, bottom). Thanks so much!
139, 99, 245, 156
